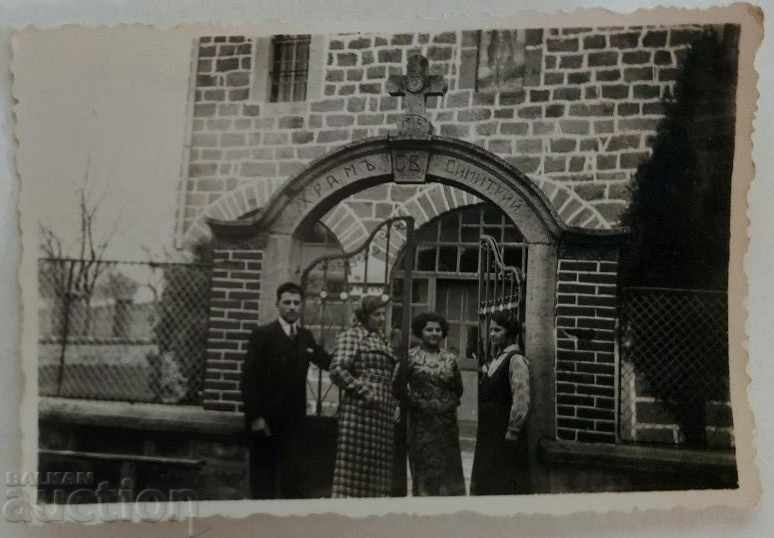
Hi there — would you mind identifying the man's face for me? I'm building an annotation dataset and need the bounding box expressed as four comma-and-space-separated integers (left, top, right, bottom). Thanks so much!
277, 291, 303, 324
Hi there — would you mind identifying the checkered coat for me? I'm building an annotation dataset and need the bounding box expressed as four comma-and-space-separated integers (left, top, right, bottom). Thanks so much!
329, 323, 398, 498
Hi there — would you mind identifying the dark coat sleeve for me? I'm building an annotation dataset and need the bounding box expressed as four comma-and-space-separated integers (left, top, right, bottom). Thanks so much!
301, 327, 332, 371
241, 325, 268, 431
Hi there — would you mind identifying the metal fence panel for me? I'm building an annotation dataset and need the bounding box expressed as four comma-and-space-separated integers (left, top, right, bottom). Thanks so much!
618, 287, 732, 447
38, 258, 211, 405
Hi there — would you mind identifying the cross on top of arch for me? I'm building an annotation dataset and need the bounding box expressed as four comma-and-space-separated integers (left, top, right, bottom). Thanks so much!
386, 54, 448, 116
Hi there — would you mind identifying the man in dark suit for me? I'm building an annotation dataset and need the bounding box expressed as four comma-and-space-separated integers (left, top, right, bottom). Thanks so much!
241, 281, 331, 499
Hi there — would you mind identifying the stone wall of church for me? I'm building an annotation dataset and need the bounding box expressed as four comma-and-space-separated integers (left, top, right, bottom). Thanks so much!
179, 24, 712, 244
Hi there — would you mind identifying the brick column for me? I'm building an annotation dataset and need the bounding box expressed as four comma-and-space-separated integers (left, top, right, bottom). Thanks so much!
554, 238, 623, 443
203, 238, 262, 412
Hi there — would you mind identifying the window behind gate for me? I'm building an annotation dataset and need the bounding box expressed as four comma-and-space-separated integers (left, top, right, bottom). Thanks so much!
392, 203, 527, 371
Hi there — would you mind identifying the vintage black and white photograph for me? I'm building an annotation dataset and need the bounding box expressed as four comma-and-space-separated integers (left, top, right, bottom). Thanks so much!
12, 4, 759, 516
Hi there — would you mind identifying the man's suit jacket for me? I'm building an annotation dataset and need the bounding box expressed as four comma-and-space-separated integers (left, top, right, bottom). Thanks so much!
241, 320, 331, 435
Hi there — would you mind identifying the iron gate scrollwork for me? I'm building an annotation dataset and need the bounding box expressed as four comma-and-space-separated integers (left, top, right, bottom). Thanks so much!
300, 216, 415, 495
477, 234, 524, 363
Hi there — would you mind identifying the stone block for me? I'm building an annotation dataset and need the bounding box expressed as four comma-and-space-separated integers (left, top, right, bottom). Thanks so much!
472, 92, 496, 106
194, 103, 217, 117
275, 147, 294, 159
238, 161, 274, 178
218, 103, 240, 116
559, 119, 590, 135
428, 46, 453, 61
391, 33, 414, 46
379, 96, 398, 111
226, 72, 249, 87
516, 139, 543, 154
579, 137, 599, 151
642, 102, 665, 115
546, 104, 566, 118
291, 131, 314, 144
475, 122, 498, 136
338, 85, 355, 96
607, 134, 641, 151
532, 121, 555, 135
367, 65, 386, 79
515, 106, 541, 120
544, 156, 566, 173
634, 84, 661, 99
433, 32, 456, 44
593, 120, 615, 134
311, 99, 345, 113
643, 30, 668, 47
199, 45, 216, 58
347, 68, 364, 81
458, 108, 492, 122
654, 50, 673, 66
493, 108, 515, 119
324, 85, 336, 96
220, 133, 245, 147
348, 37, 371, 49
440, 124, 470, 138
197, 74, 217, 87
583, 34, 606, 50
617, 102, 639, 116
547, 37, 579, 52
530, 89, 550, 102
525, 29, 544, 46
624, 66, 654, 82
488, 139, 512, 154
278, 116, 304, 129
317, 129, 349, 143
544, 55, 557, 69
326, 70, 345, 82
610, 32, 640, 49
623, 50, 651, 64
658, 67, 681, 82
584, 86, 599, 100
189, 163, 218, 177
326, 114, 355, 127
569, 156, 586, 172
596, 69, 621, 82
596, 155, 617, 170
543, 72, 565, 86
588, 51, 619, 67
501, 121, 530, 135
229, 89, 249, 101
620, 151, 650, 169
359, 82, 382, 94
298, 146, 327, 160
357, 113, 385, 126
499, 91, 526, 106
567, 71, 591, 84
618, 117, 660, 131
507, 156, 541, 173
337, 52, 358, 66
559, 54, 584, 69
553, 87, 582, 101
378, 48, 403, 63
601, 84, 630, 99
263, 132, 289, 145
216, 58, 239, 72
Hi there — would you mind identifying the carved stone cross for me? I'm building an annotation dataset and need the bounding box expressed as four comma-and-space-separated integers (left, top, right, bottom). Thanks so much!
386, 55, 448, 116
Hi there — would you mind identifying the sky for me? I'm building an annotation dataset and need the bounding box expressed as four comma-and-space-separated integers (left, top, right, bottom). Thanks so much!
14, 27, 196, 262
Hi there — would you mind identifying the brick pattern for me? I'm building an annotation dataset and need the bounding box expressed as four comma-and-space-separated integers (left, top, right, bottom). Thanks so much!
203, 248, 262, 411
179, 24, 709, 244
620, 367, 735, 448
555, 258, 619, 443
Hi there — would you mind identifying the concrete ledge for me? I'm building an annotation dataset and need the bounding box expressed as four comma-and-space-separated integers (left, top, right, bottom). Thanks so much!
540, 438, 737, 474
39, 397, 244, 436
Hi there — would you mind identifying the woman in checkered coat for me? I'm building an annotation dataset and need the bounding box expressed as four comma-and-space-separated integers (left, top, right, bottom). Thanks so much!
329, 295, 398, 498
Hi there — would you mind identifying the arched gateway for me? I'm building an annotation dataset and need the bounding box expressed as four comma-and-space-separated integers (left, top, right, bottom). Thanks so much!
204, 55, 626, 495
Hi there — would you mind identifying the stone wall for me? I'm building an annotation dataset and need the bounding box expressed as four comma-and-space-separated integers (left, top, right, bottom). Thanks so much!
179, 24, 711, 246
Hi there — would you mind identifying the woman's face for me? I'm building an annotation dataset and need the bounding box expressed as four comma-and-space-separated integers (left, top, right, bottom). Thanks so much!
421, 321, 444, 349
489, 320, 508, 348
366, 306, 386, 332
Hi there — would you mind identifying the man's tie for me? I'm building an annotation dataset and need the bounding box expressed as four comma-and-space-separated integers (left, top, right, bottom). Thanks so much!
289, 324, 297, 340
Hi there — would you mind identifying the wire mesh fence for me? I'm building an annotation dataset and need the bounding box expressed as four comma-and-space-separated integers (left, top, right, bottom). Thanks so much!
618, 287, 732, 448
38, 257, 211, 404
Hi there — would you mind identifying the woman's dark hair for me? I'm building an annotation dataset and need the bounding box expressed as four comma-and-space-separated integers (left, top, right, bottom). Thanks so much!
489, 311, 522, 349
411, 311, 449, 338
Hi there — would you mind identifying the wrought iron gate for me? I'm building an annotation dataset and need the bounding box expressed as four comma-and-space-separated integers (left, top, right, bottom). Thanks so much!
300, 216, 415, 496
477, 234, 525, 362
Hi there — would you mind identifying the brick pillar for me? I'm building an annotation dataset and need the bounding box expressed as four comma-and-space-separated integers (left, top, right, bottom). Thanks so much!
203, 238, 262, 412
554, 238, 622, 443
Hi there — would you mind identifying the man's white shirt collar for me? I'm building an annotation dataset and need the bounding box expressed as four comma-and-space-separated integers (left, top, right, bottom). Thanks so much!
278, 317, 300, 337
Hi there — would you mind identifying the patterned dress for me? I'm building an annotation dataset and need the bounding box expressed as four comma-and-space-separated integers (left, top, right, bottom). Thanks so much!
405, 347, 466, 496
329, 323, 398, 497
470, 345, 531, 495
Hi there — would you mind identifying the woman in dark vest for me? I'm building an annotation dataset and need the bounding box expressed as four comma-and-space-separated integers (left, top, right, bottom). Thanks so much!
470, 311, 531, 495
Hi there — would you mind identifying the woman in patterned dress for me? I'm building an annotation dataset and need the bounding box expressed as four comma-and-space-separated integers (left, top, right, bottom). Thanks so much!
470, 311, 531, 495
402, 312, 466, 496
329, 295, 398, 498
